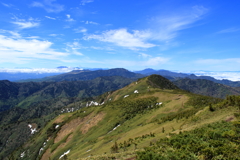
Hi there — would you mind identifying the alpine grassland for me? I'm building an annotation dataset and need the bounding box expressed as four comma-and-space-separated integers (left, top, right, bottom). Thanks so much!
9, 75, 240, 160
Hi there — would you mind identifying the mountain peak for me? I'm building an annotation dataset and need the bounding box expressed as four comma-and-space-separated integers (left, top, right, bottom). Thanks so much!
147, 74, 179, 90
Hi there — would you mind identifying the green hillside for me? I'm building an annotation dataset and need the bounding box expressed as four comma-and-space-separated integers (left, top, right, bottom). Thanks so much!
10, 75, 240, 160
173, 78, 240, 98
0, 76, 133, 159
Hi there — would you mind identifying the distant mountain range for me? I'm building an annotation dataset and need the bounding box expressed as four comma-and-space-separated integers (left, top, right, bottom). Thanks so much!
1, 69, 240, 159
18, 68, 144, 82
1, 67, 240, 87
134, 68, 240, 87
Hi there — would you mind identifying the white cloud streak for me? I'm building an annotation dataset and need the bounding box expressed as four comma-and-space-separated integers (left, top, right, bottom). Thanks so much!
106, 56, 169, 68
138, 53, 151, 58
149, 5, 208, 41
85, 6, 208, 50
11, 17, 40, 29
66, 14, 75, 22
217, 27, 240, 34
1, 2, 12, 7
45, 16, 56, 20
80, 0, 94, 5
85, 21, 98, 25
0, 29, 21, 38
66, 42, 83, 56
12, 21, 39, 29
85, 28, 155, 50
0, 35, 69, 63
31, 0, 64, 13
0, 68, 77, 73
74, 27, 87, 33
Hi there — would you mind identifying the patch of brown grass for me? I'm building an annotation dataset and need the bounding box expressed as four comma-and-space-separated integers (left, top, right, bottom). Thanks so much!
41, 148, 51, 160
80, 112, 106, 134
54, 114, 67, 124
54, 113, 93, 143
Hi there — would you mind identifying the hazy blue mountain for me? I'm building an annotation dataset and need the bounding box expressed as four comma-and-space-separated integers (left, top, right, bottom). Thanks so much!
134, 68, 157, 74
0, 72, 63, 82
20, 68, 145, 82
135, 68, 240, 87
134, 69, 190, 77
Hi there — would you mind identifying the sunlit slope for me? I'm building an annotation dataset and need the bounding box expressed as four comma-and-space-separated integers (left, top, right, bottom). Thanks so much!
14, 75, 239, 160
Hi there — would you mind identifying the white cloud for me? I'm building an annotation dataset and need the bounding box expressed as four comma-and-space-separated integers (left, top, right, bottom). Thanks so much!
106, 56, 169, 68
12, 21, 39, 29
49, 34, 63, 37
11, 17, 40, 29
31, 0, 64, 13
74, 27, 87, 33
66, 41, 83, 56
85, 28, 155, 50
0, 35, 69, 63
66, 14, 75, 22
0, 29, 21, 38
80, 0, 94, 5
85, 21, 98, 25
45, 16, 56, 20
143, 57, 169, 66
189, 71, 240, 81
0, 68, 78, 73
26, 36, 40, 39
138, 53, 151, 58
85, 6, 207, 50
217, 27, 240, 34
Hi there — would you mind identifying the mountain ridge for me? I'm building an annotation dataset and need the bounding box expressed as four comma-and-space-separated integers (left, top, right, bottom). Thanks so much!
9, 74, 239, 160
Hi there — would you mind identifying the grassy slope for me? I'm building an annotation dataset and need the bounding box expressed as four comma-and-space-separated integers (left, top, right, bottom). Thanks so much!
13, 76, 239, 160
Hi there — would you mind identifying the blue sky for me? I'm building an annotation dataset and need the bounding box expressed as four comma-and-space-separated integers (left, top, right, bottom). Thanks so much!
0, 0, 240, 72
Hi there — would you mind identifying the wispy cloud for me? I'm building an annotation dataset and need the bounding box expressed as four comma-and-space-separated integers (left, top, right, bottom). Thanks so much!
85, 21, 98, 25
143, 57, 169, 66
11, 17, 40, 29
49, 34, 63, 37
80, 0, 94, 5
149, 5, 208, 41
0, 35, 69, 64
217, 27, 240, 34
106, 56, 169, 68
66, 14, 75, 22
12, 21, 39, 29
74, 27, 87, 33
85, 6, 208, 50
45, 16, 56, 20
65, 41, 83, 56
138, 53, 151, 58
31, 0, 64, 13
1, 2, 12, 7
0, 67, 80, 73
85, 28, 155, 50
0, 29, 21, 38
